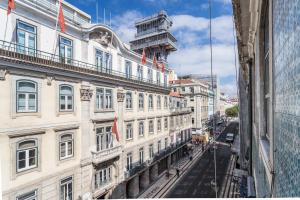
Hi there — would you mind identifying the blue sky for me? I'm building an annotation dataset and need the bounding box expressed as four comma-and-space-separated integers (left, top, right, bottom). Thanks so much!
66, 0, 237, 96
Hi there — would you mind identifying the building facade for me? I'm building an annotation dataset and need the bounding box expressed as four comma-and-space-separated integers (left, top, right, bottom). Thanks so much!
233, 0, 300, 197
0, 0, 192, 199
169, 79, 209, 130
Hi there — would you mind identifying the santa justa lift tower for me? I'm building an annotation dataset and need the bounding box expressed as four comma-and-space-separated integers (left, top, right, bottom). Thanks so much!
130, 10, 177, 66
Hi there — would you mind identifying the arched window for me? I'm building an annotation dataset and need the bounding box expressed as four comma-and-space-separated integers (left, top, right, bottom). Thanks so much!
126, 92, 132, 109
17, 139, 37, 172
148, 95, 153, 110
164, 96, 168, 108
149, 120, 154, 133
16, 80, 37, 112
59, 85, 73, 111
59, 133, 74, 159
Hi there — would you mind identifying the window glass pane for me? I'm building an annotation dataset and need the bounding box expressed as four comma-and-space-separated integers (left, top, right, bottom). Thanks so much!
18, 94, 26, 111
17, 190, 37, 200
67, 141, 72, 155
60, 86, 72, 95
18, 82, 36, 92
61, 134, 72, 141
18, 140, 36, 149
28, 94, 36, 111
61, 143, 66, 157
67, 96, 73, 110
18, 22, 36, 33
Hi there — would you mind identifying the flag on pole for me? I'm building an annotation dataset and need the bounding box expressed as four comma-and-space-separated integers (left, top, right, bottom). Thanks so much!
161, 63, 165, 73
7, 0, 15, 15
112, 117, 119, 142
152, 53, 158, 68
141, 48, 146, 65
58, 0, 65, 33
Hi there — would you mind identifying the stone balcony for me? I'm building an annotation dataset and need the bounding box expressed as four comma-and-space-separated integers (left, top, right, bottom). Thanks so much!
91, 145, 122, 164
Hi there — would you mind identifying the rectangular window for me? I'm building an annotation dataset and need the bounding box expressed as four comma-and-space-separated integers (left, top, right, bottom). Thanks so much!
157, 119, 161, 132
59, 36, 73, 64
104, 52, 112, 74
137, 65, 143, 81
149, 144, 154, 159
126, 123, 133, 140
157, 96, 161, 109
139, 148, 144, 164
96, 88, 113, 110
148, 120, 154, 134
126, 153, 132, 170
126, 92, 133, 109
95, 49, 103, 71
138, 93, 144, 110
139, 121, 144, 136
147, 68, 153, 83
164, 96, 168, 108
96, 126, 113, 151
16, 20, 36, 56
16, 190, 38, 200
94, 166, 112, 189
157, 141, 161, 153
164, 118, 168, 130
148, 95, 153, 110
125, 61, 132, 79
60, 177, 72, 200
156, 71, 161, 85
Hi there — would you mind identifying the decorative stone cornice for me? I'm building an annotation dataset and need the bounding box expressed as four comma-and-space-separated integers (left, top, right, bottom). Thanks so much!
80, 88, 93, 101
46, 76, 54, 86
117, 89, 125, 102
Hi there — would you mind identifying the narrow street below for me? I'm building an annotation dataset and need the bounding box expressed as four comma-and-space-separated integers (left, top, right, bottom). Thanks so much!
165, 121, 239, 198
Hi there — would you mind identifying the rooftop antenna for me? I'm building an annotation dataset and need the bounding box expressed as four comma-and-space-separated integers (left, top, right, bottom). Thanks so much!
104, 8, 106, 25
110, 12, 111, 27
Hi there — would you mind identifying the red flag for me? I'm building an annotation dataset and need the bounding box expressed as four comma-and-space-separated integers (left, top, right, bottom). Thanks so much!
153, 54, 158, 68
58, 0, 65, 33
7, 0, 15, 15
112, 117, 119, 142
141, 48, 146, 65
161, 63, 165, 73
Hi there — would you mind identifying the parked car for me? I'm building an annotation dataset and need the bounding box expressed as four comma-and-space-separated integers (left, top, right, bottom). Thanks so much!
225, 133, 234, 143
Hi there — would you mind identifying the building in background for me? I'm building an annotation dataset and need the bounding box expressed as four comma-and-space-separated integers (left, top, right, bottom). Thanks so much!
233, 0, 299, 197
169, 79, 209, 131
0, 1, 192, 199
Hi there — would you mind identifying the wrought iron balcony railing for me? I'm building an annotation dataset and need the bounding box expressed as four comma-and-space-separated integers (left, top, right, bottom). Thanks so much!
0, 40, 169, 89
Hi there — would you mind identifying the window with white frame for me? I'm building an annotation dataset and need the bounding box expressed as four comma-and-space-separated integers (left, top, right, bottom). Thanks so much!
125, 61, 132, 79
126, 92, 133, 109
149, 144, 154, 159
59, 85, 73, 112
165, 138, 168, 149
156, 71, 161, 85
137, 65, 143, 81
96, 126, 113, 151
60, 176, 73, 200
139, 148, 144, 164
139, 121, 144, 136
147, 68, 153, 83
164, 117, 168, 130
16, 80, 37, 113
94, 166, 112, 189
126, 123, 133, 140
164, 96, 168, 108
104, 52, 112, 74
157, 119, 161, 132
157, 141, 161, 153
17, 140, 37, 172
96, 88, 113, 110
148, 95, 153, 110
157, 95, 161, 109
59, 36, 73, 64
95, 49, 103, 71
126, 153, 133, 170
16, 189, 38, 200
138, 93, 144, 110
148, 120, 154, 134
59, 133, 74, 160
16, 20, 36, 56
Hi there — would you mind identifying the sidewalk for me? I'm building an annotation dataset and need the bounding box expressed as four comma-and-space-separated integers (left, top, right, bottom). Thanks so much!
138, 143, 208, 198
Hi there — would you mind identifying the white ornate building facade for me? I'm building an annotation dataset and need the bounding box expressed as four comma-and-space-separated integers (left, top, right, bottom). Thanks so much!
0, 0, 192, 199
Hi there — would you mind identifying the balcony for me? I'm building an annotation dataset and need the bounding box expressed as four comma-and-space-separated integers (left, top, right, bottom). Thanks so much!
170, 107, 192, 115
124, 162, 148, 179
0, 40, 169, 89
91, 145, 122, 164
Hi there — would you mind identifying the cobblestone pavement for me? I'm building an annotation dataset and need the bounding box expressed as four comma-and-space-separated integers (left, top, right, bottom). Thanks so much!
165, 122, 239, 198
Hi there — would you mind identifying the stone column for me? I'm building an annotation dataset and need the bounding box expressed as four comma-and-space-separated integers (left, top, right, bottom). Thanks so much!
127, 176, 140, 198
139, 169, 150, 191
79, 82, 94, 198
149, 164, 158, 182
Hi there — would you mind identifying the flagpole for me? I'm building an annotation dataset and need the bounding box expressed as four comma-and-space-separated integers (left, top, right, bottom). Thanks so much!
52, 0, 61, 60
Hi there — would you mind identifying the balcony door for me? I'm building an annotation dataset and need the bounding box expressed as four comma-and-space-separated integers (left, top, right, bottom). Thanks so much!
16, 21, 36, 56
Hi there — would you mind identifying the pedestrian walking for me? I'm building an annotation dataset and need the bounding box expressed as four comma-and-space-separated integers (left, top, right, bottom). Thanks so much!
189, 154, 193, 161
176, 168, 180, 178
